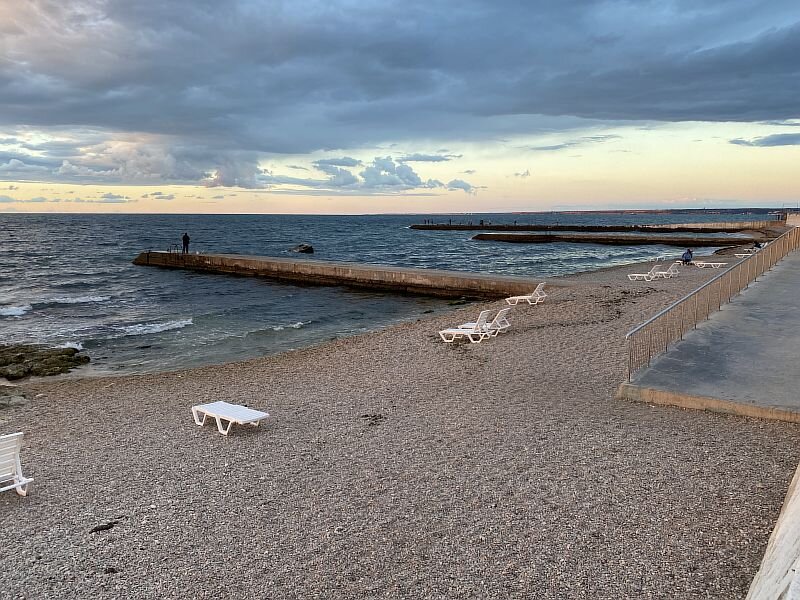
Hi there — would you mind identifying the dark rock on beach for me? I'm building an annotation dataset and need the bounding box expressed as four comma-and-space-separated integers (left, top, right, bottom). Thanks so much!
290, 243, 314, 254
0, 344, 90, 380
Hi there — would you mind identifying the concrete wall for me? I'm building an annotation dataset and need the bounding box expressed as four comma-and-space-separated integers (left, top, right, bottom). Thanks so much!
747, 462, 800, 599
133, 252, 541, 298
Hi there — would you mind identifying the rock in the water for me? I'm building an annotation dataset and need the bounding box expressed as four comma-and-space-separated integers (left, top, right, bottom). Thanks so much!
290, 243, 314, 254
0, 344, 90, 380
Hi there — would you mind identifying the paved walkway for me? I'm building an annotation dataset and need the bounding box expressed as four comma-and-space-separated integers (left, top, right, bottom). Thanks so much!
621, 251, 800, 420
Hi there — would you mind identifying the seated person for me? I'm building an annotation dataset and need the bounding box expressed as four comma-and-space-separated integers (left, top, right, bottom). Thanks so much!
681, 249, 693, 265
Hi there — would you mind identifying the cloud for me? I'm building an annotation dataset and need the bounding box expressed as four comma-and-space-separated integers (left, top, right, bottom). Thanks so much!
526, 135, 622, 152
446, 179, 474, 193
1, 1, 798, 189
258, 155, 473, 194
730, 133, 800, 147
145, 191, 176, 200
398, 153, 462, 163
0, 158, 50, 174
313, 157, 362, 168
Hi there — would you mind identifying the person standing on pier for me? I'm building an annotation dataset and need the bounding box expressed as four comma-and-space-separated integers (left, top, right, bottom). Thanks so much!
182, 232, 190, 254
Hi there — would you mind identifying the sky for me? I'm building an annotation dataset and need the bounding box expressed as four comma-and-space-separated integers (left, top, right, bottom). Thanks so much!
0, 0, 799, 214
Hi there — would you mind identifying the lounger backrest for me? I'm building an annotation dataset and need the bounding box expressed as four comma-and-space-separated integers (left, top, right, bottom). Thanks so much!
649, 264, 662, 276
0, 432, 24, 486
533, 282, 545, 295
473, 310, 491, 332
491, 307, 512, 327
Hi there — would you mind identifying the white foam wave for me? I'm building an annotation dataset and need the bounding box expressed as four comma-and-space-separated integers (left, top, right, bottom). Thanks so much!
56, 341, 84, 350
0, 304, 32, 317
272, 321, 307, 331
46, 295, 111, 305
120, 318, 193, 336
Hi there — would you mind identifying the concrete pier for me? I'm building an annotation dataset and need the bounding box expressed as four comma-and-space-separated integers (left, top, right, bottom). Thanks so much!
133, 251, 541, 298
471, 232, 759, 247
411, 219, 784, 233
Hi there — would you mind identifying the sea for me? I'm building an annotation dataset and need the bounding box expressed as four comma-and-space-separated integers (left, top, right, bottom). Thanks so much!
0, 211, 763, 376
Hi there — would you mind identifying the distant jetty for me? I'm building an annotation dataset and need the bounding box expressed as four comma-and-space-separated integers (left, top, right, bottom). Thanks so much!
471, 232, 761, 247
410, 219, 784, 233
133, 251, 541, 299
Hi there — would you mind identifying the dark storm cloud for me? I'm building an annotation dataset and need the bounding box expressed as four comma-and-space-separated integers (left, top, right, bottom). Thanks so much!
1, 0, 799, 186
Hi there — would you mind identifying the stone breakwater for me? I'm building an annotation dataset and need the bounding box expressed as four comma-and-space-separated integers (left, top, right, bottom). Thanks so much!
472, 232, 763, 247
0, 344, 90, 380
133, 251, 543, 298
411, 219, 786, 233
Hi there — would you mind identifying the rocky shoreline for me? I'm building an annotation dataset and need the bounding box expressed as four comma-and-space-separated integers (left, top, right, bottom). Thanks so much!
0, 344, 90, 380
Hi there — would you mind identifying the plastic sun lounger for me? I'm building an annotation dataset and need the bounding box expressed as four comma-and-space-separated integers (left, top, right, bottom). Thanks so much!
694, 261, 727, 269
0, 432, 33, 497
191, 401, 270, 435
654, 263, 680, 279
628, 264, 661, 281
461, 307, 512, 337
506, 282, 547, 306
439, 310, 492, 343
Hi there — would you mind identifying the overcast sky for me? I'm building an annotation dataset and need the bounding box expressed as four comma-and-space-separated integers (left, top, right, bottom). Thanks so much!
1, 0, 798, 213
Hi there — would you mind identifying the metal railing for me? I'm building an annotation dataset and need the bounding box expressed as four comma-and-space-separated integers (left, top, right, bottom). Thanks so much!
625, 227, 800, 380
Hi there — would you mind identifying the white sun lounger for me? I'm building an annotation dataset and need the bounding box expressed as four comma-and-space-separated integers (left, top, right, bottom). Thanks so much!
694, 261, 727, 269
506, 282, 547, 306
628, 264, 661, 281
439, 310, 491, 343
0, 432, 33, 497
461, 307, 512, 337
654, 263, 680, 279
191, 401, 270, 435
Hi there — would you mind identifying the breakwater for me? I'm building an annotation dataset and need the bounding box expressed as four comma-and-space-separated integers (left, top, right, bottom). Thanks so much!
472, 232, 759, 247
133, 251, 541, 298
411, 220, 784, 233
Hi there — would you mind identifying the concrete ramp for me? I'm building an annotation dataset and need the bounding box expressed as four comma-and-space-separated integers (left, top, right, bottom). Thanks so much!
617, 251, 800, 423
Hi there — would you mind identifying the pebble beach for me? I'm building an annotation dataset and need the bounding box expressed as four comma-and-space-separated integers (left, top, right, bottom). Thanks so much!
3, 258, 799, 599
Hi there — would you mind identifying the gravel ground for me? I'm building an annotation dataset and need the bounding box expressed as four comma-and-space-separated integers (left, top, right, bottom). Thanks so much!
2, 258, 799, 599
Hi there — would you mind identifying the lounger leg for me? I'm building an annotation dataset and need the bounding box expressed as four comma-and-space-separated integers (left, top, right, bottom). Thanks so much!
15, 481, 28, 497
192, 407, 207, 426
215, 417, 233, 435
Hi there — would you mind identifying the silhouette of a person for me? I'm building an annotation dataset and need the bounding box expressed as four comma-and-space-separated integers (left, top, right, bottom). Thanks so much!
182, 232, 190, 254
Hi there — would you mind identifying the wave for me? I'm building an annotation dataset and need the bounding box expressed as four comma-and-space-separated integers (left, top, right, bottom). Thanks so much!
0, 304, 32, 317
56, 341, 84, 350
44, 295, 112, 305
119, 318, 193, 337
271, 321, 307, 331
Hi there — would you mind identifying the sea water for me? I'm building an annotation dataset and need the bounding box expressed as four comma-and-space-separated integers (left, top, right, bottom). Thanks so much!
0, 212, 759, 375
